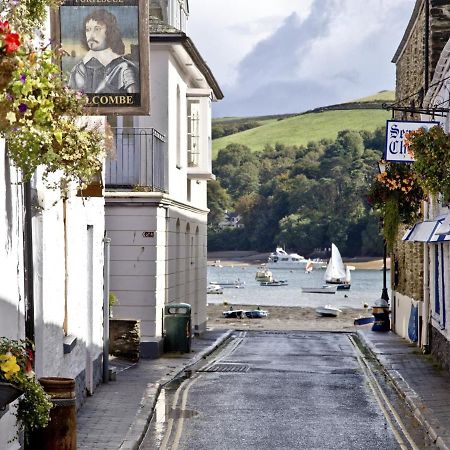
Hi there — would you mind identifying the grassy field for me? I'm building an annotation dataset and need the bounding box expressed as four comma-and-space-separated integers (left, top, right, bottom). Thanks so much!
212, 108, 390, 157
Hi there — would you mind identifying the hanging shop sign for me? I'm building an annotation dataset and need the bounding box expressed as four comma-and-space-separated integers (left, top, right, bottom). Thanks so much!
51, 0, 150, 115
384, 120, 439, 162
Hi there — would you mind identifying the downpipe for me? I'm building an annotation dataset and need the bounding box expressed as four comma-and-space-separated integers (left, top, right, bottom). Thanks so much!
103, 235, 111, 383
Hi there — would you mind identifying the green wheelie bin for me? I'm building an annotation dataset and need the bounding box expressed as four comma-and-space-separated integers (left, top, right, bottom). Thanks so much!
163, 303, 192, 353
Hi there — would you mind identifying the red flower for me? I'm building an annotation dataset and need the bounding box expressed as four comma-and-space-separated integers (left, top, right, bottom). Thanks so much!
4, 33, 20, 53
25, 349, 33, 373
0, 21, 10, 35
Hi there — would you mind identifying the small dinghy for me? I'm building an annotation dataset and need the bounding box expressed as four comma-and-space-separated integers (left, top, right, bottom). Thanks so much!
315, 305, 342, 317
260, 279, 288, 286
301, 285, 337, 294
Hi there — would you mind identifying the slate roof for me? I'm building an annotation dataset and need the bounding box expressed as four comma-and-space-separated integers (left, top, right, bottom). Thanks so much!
149, 16, 184, 35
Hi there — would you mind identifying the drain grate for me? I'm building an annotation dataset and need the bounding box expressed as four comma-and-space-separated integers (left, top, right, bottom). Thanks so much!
198, 363, 250, 373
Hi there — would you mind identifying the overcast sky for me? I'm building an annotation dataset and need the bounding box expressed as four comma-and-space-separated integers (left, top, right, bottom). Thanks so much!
187, 0, 416, 118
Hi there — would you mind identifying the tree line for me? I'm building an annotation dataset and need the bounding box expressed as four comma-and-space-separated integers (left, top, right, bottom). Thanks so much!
207, 128, 386, 257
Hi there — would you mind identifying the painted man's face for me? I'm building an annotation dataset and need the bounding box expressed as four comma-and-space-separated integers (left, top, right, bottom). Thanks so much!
85, 19, 108, 51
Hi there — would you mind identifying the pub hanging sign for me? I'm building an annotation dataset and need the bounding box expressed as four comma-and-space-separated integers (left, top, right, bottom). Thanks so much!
51, 0, 150, 115
384, 120, 439, 162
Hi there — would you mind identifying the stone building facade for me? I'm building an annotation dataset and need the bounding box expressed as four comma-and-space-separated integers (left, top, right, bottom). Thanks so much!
392, 0, 450, 361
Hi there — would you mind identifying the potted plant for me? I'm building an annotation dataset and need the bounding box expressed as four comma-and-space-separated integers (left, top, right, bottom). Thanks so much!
405, 125, 450, 201
0, 337, 52, 438
368, 161, 426, 250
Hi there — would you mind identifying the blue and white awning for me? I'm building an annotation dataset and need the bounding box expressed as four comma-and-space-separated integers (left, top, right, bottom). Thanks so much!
429, 215, 450, 242
402, 216, 450, 243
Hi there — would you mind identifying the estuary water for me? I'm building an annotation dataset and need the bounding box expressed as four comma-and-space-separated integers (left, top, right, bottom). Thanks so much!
207, 265, 390, 310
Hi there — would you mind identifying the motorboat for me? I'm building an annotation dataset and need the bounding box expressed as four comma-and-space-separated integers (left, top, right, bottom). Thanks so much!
209, 280, 245, 289
315, 305, 342, 317
255, 266, 273, 282
260, 279, 288, 286
354, 316, 375, 326
266, 247, 309, 269
301, 285, 337, 294
222, 309, 245, 319
244, 309, 269, 318
207, 284, 223, 294
324, 244, 352, 289
222, 308, 269, 319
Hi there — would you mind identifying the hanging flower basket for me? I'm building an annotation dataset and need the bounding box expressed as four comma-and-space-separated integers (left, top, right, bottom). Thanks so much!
405, 126, 450, 200
368, 161, 426, 250
0, 381, 22, 409
0, 54, 18, 92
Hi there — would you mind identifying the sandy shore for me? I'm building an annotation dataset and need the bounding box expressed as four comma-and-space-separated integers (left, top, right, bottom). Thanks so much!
207, 251, 389, 270
207, 303, 372, 332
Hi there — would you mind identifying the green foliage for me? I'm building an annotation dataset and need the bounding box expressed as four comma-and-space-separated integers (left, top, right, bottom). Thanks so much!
383, 197, 400, 252
109, 292, 118, 307
209, 127, 387, 256
406, 126, 450, 199
1, 0, 60, 35
207, 180, 232, 229
214, 144, 260, 200
212, 108, 390, 157
212, 120, 261, 139
0, 338, 52, 437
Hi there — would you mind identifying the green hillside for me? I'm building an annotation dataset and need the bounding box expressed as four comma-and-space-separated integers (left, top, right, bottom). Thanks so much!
212, 108, 390, 157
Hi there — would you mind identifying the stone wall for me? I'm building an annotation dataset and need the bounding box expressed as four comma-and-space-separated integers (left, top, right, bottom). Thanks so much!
429, 1, 450, 81
109, 319, 140, 362
430, 326, 450, 372
395, 1, 426, 119
393, 227, 424, 300
395, 1, 450, 118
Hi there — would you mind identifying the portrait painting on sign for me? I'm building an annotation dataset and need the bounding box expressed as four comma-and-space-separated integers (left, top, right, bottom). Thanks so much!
55, 0, 149, 115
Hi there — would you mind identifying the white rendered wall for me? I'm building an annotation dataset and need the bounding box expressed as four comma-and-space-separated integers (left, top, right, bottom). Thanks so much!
32, 180, 105, 384
393, 292, 415, 340
0, 140, 26, 448
108, 42, 212, 342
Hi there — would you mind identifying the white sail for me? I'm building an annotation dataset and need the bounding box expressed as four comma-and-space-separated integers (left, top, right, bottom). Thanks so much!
324, 243, 347, 283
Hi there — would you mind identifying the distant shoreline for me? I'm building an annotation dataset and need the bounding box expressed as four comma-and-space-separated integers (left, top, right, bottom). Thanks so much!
207, 251, 389, 271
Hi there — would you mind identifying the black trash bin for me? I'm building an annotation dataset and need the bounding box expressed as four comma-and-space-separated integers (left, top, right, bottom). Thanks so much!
163, 303, 192, 353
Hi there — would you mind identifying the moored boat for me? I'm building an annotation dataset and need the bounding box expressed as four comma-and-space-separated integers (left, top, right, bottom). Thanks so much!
301, 285, 337, 294
207, 284, 223, 294
255, 266, 273, 282
315, 305, 342, 317
260, 279, 288, 286
324, 244, 352, 289
209, 280, 245, 289
266, 247, 309, 269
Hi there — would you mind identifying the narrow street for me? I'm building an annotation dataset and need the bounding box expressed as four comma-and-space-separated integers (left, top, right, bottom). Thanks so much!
140, 331, 435, 450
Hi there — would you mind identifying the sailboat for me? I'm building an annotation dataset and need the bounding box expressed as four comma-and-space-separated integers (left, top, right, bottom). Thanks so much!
324, 243, 351, 290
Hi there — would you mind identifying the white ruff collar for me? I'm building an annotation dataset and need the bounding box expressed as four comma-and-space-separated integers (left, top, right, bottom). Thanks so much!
82, 48, 120, 66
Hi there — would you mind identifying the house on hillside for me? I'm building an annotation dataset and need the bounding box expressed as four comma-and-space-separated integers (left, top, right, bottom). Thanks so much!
105, 0, 223, 358
218, 211, 244, 229
391, 0, 450, 369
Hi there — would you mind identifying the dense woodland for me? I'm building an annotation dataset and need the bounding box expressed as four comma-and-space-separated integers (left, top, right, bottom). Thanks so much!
207, 127, 386, 257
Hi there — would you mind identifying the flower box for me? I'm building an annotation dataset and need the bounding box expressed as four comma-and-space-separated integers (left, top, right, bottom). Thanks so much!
0, 381, 22, 409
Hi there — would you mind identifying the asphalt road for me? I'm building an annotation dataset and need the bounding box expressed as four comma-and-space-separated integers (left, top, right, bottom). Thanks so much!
140, 331, 433, 450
